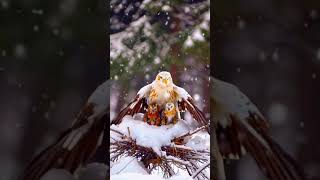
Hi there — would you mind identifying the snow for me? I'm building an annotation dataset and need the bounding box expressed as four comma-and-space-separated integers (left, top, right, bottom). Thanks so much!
111, 156, 148, 175
185, 131, 210, 151
154, 57, 161, 64
31, 9, 44, 15
110, 114, 190, 156
211, 77, 263, 127
87, 80, 110, 119
211, 77, 272, 149
140, 0, 152, 9
316, 48, 320, 60
60, 80, 110, 150
111, 173, 193, 180
183, 36, 194, 48
162, 5, 171, 11
191, 162, 210, 179
110, 16, 151, 60
191, 29, 205, 41
267, 103, 288, 125
14, 43, 26, 59
193, 94, 200, 101
1, 1, 8, 9
1, 49, 6, 56
110, 112, 210, 179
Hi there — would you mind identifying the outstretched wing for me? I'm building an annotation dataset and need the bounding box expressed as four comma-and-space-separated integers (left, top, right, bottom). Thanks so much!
111, 83, 152, 125
211, 77, 269, 158
174, 85, 210, 133
212, 77, 305, 180
22, 81, 110, 180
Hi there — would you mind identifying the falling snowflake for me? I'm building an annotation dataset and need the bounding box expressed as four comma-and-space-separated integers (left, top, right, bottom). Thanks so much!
184, 36, 194, 48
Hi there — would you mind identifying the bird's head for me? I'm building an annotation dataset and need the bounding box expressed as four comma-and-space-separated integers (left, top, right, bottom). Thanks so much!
155, 71, 173, 87
148, 103, 159, 113
165, 102, 175, 112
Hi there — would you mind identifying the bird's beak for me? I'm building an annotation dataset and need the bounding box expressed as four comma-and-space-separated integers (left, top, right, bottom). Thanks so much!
163, 79, 168, 85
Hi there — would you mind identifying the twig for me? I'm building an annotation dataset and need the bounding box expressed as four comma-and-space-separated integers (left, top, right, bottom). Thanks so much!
110, 130, 210, 179
127, 127, 131, 137
171, 124, 209, 144
192, 162, 210, 179
114, 157, 136, 175
110, 128, 124, 136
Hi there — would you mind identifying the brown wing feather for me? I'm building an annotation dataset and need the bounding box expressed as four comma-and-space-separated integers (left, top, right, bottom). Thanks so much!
22, 103, 108, 180
111, 95, 147, 125
180, 97, 210, 133
219, 113, 305, 180
217, 111, 269, 159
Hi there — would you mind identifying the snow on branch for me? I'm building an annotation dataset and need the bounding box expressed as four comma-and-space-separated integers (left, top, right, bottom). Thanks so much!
110, 0, 210, 65
110, 115, 210, 179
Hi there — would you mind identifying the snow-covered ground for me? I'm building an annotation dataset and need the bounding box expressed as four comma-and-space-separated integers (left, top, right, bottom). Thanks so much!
110, 114, 210, 179
40, 113, 210, 180
111, 173, 193, 180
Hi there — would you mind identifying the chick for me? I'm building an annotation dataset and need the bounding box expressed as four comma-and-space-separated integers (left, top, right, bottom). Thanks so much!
143, 103, 161, 126
162, 102, 178, 125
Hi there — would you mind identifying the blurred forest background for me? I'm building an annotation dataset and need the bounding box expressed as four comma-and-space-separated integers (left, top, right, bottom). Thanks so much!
110, 0, 210, 127
0, 0, 106, 179
1, 0, 320, 179
214, 0, 320, 180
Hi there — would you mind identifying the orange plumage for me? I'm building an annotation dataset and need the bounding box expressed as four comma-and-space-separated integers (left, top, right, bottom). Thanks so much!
144, 103, 162, 126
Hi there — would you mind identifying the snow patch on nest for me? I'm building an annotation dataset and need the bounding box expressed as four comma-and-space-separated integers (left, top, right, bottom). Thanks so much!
110, 114, 190, 156
111, 156, 148, 175
111, 173, 193, 180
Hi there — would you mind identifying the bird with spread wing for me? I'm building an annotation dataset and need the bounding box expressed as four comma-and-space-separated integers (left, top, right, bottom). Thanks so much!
212, 77, 305, 180
21, 81, 109, 180
111, 71, 209, 131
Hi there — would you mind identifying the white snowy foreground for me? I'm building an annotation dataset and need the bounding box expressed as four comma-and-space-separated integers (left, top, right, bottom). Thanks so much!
110, 114, 210, 180
111, 173, 193, 180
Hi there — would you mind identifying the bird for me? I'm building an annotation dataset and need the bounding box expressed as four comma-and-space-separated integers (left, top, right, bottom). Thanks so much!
143, 103, 162, 126
111, 71, 209, 132
163, 102, 178, 125
212, 77, 305, 180
21, 81, 110, 180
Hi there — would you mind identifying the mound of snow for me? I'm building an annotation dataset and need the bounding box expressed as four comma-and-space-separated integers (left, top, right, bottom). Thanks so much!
111, 173, 193, 180
111, 156, 148, 175
110, 114, 190, 156
110, 113, 210, 179
185, 131, 210, 151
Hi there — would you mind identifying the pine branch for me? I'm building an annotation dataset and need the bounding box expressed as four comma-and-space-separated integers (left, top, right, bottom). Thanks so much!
192, 161, 210, 179
171, 125, 209, 145
110, 128, 210, 179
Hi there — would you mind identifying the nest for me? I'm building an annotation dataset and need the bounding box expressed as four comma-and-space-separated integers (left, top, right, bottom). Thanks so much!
110, 125, 210, 179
